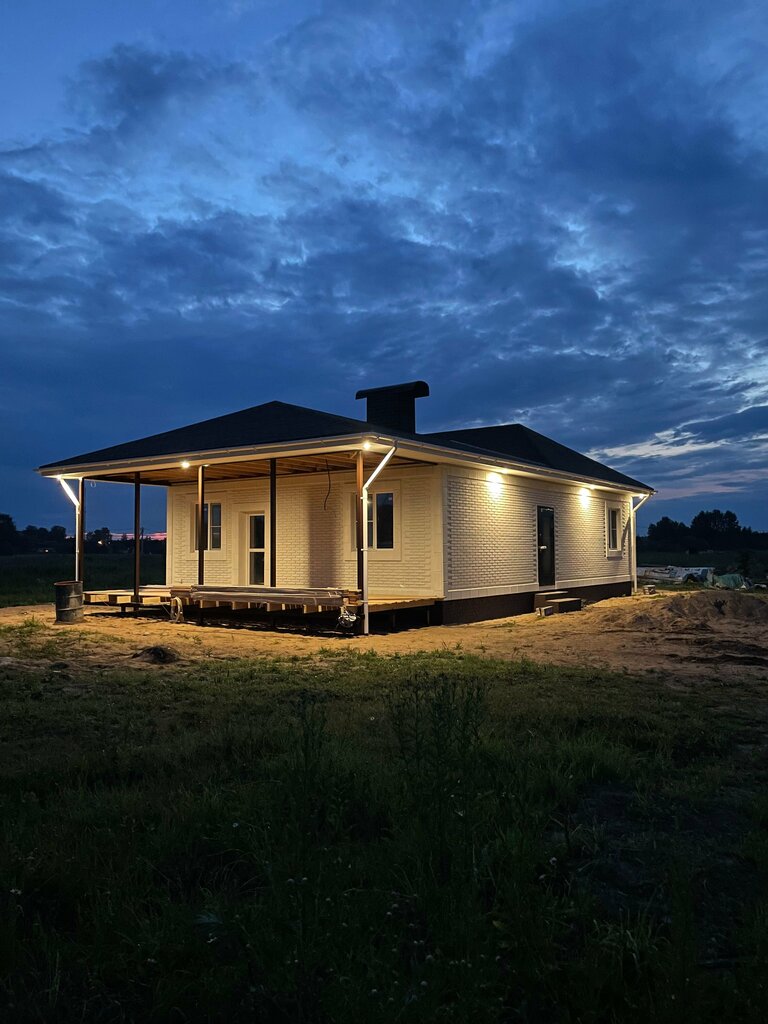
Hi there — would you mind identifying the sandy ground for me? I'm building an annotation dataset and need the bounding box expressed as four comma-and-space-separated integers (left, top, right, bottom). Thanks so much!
2, 590, 767, 681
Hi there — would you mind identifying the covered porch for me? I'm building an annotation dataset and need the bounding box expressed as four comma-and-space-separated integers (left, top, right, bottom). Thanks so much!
57, 440, 442, 633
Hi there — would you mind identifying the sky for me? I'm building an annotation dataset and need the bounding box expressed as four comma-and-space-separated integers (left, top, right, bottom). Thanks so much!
1, 0, 767, 535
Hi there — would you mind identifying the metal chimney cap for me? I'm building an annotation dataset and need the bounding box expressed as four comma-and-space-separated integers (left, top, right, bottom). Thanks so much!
355, 380, 429, 400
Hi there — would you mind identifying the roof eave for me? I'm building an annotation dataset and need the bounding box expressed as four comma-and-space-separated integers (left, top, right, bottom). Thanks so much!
391, 439, 654, 494
38, 432, 654, 495
36, 433, 377, 478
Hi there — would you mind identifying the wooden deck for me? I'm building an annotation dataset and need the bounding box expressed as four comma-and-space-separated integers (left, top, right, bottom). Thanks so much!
84, 585, 173, 607
83, 585, 439, 616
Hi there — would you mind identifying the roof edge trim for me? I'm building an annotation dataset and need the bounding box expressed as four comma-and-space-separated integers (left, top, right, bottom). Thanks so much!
38, 432, 655, 494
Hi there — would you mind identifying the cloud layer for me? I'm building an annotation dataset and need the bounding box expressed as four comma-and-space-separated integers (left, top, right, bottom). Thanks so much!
1, 0, 767, 529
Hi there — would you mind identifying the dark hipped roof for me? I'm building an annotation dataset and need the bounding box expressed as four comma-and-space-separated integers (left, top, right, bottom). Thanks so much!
424, 424, 650, 491
38, 401, 373, 470
39, 399, 652, 491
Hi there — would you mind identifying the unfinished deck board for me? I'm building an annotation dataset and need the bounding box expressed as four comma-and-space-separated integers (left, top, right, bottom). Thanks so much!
189, 585, 361, 610
84, 587, 174, 607
368, 597, 439, 612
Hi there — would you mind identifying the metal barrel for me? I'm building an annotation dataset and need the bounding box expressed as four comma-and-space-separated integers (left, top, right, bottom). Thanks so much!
54, 581, 84, 624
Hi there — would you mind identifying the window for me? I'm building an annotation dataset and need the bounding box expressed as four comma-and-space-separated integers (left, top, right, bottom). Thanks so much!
606, 504, 621, 552
193, 502, 222, 550
368, 492, 394, 549
351, 490, 396, 550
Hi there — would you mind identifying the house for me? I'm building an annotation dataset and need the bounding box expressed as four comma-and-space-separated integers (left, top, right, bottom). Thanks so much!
38, 381, 653, 633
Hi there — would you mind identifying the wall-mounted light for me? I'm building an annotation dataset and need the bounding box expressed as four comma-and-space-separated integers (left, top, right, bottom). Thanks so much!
181, 460, 191, 469
579, 486, 590, 509
486, 471, 504, 498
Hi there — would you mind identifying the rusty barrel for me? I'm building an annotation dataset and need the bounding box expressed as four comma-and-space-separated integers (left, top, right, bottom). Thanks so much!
54, 581, 84, 624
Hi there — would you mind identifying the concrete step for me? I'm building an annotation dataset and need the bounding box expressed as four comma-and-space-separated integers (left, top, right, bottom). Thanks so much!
533, 590, 568, 610
543, 597, 583, 614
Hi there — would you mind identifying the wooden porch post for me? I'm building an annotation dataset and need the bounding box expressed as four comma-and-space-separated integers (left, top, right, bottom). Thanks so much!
75, 478, 86, 583
197, 464, 206, 586
355, 450, 364, 594
133, 473, 141, 606
269, 458, 277, 587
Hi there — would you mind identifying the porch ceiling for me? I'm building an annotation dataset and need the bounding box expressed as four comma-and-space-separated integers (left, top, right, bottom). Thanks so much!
90, 451, 425, 486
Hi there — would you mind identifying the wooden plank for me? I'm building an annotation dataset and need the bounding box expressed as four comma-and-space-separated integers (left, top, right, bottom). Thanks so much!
368, 598, 437, 612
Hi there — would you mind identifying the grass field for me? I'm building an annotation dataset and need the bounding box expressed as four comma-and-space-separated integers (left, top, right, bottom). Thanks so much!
0, 553, 166, 607
1, 617, 768, 1022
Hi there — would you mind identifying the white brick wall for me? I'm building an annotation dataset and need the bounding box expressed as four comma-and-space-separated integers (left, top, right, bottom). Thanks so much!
166, 465, 443, 597
444, 467, 632, 598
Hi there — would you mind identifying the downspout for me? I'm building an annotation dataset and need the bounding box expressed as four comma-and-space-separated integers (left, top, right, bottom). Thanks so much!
361, 444, 398, 635
629, 493, 652, 594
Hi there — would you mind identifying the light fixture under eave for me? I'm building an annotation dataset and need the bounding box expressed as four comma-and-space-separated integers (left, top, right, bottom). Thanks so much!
578, 486, 590, 509
181, 460, 191, 469
486, 471, 504, 497
362, 441, 372, 450
57, 476, 80, 508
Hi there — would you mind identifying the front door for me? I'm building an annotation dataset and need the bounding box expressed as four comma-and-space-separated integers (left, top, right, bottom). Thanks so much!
537, 506, 555, 586
246, 513, 266, 585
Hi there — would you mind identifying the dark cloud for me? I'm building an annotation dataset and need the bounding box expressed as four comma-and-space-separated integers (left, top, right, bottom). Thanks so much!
1, 1, 767, 529
68, 44, 253, 133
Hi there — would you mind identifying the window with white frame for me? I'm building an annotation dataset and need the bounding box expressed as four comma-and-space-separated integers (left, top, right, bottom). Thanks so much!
351, 490, 396, 550
192, 502, 222, 550
606, 503, 622, 553
368, 491, 394, 549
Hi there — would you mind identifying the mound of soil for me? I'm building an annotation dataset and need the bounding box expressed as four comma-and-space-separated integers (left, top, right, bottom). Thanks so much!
609, 591, 768, 631
131, 645, 181, 664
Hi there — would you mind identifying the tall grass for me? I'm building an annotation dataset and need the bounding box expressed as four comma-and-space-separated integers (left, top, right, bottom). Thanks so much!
0, 649, 766, 1021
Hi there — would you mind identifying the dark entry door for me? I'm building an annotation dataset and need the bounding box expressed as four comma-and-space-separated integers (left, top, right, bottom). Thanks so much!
537, 506, 555, 586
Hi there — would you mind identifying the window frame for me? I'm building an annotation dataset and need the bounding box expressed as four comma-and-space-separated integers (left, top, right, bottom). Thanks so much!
605, 502, 623, 555
367, 490, 395, 550
347, 481, 402, 561
192, 501, 223, 552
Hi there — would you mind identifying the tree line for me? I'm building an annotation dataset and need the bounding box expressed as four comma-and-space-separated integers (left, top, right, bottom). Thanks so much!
0, 514, 165, 557
638, 509, 768, 552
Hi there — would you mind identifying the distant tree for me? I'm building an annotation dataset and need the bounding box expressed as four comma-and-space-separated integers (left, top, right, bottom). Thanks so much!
646, 516, 690, 549
48, 526, 68, 552
690, 509, 741, 548
0, 513, 18, 555
87, 526, 112, 548
22, 524, 51, 552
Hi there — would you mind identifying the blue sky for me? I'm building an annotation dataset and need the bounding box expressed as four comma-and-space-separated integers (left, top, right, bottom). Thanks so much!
1, 0, 767, 535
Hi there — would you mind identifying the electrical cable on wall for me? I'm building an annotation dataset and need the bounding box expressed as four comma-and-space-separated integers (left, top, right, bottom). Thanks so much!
323, 458, 331, 510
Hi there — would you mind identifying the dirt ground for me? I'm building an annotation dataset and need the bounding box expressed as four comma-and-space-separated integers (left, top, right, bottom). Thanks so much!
2, 590, 767, 680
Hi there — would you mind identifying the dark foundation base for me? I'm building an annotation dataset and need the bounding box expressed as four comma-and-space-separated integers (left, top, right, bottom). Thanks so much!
437, 580, 632, 625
